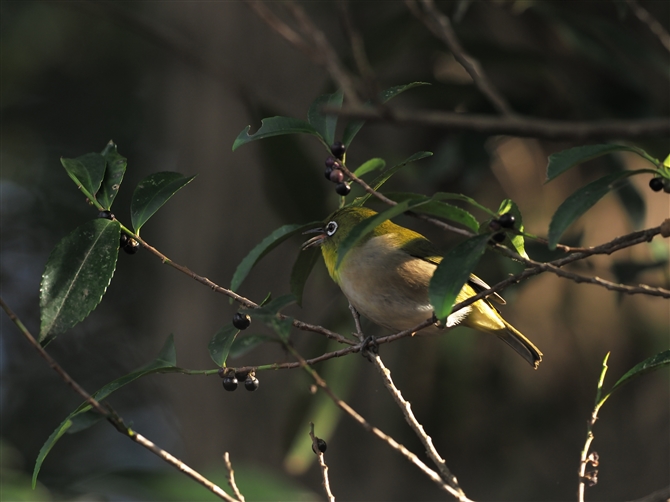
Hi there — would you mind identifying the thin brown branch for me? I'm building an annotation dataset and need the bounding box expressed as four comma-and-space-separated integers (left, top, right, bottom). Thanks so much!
348, 305, 466, 495
309, 423, 335, 502
406, 0, 514, 115
287, 346, 470, 500
626, 0, 670, 53
131, 233, 356, 347
328, 105, 670, 141
0, 297, 237, 502
223, 452, 245, 502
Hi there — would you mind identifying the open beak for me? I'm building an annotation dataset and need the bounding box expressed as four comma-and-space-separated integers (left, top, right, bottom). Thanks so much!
301, 227, 326, 250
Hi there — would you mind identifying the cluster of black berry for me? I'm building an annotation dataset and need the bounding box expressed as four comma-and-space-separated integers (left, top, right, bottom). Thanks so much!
98, 211, 140, 254
324, 141, 351, 196
649, 177, 670, 193
489, 213, 516, 243
219, 368, 259, 392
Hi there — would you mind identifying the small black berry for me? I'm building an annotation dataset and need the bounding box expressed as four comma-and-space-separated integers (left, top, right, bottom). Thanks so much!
98, 210, 114, 220
244, 375, 259, 391
335, 182, 351, 196
325, 156, 337, 169
217, 367, 226, 378
329, 169, 344, 184
232, 312, 251, 330
324, 167, 333, 180
312, 438, 327, 454
498, 213, 516, 228
330, 141, 346, 160
488, 220, 502, 232
123, 238, 140, 254
491, 232, 506, 243
120, 233, 129, 247
222, 375, 238, 391
649, 177, 663, 192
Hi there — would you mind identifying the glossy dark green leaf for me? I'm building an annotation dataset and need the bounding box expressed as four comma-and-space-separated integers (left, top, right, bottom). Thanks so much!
229, 334, 276, 359
130, 172, 195, 232
342, 82, 430, 146
97, 140, 127, 210
354, 151, 433, 206
429, 234, 490, 322
39, 219, 120, 343
546, 144, 656, 182
433, 192, 497, 217
32, 334, 176, 487
290, 247, 320, 307
308, 90, 343, 147
336, 199, 429, 269
208, 324, 240, 367
353, 158, 386, 177
547, 171, 636, 249
385, 192, 479, 233
233, 117, 321, 151
230, 222, 320, 293
496, 199, 528, 259
605, 155, 646, 229
61, 153, 106, 199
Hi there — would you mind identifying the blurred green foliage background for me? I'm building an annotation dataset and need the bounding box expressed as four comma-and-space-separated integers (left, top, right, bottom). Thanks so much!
1, 1, 668, 500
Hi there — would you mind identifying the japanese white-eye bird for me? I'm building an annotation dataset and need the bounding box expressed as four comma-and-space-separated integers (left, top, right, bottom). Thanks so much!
303, 206, 542, 369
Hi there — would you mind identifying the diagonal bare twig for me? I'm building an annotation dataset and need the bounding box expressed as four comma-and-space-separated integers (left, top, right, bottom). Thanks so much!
626, 0, 670, 53
406, 0, 514, 115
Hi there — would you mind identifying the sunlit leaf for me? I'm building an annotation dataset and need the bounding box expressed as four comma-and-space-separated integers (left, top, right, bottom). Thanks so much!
547, 171, 638, 249
32, 335, 177, 487
496, 199, 528, 259
39, 219, 120, 343
385, 192, 479, 232
353, 151, 433, 206
97, 141, 127, 210
130, 172, 195, 232
353, 158, 386, 177
429, 234, 490, 321
233, 117, 321, 151
230, 222, 320, 294
546, 144, 657, 182
308, 90, 343, 147
608, 350, 670, 396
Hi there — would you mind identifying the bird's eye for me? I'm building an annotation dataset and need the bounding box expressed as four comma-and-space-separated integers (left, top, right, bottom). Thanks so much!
325, 221, 338, 236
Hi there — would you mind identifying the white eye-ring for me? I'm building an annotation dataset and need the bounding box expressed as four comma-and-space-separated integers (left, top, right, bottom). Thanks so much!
325, 221, 338, 236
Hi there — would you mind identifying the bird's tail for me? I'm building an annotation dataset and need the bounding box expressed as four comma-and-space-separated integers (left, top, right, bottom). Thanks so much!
495, 318, 543, 369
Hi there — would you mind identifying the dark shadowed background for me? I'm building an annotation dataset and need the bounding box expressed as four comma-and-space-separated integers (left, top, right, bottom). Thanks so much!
1, 1, 669, 501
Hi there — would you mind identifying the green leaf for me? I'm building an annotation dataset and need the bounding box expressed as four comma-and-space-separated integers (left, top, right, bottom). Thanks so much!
230, 222, 320, 293
496, 199, 528, 259
547, 171, 637, 249
342, 82, 430, 147
290, 247, 320, 307
97, 140, 127, 210
385, 192, 479, 233
353, 158, 386, 177
353, 151, 433, 206
608, 350, 670, 396
208, 325, 240, 367
39, 219, 120, 343
336, 199, 429, 269
61, 153, 107, 199
233, 117, 321, 151
308, 90, 343, 147
241, 294, 296, 342
32, 335, 176, 487
546, 144, 657, 182
433, 192, 497, 217
130, 172, 195, 232
429, 234, 490, 322
229, 334, 277, 359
